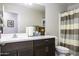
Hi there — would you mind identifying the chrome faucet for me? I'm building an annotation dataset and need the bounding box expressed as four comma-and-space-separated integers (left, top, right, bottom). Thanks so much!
13, 33, 17, 38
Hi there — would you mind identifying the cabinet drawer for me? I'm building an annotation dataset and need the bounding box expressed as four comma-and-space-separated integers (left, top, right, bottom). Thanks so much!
44, 38, 55, 45
33, 40, 45, 47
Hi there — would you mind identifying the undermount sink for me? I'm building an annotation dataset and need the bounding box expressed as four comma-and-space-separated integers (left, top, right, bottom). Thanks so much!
0, 33, 28, 42
1, 34, 14, 39
1, 33, 28, 39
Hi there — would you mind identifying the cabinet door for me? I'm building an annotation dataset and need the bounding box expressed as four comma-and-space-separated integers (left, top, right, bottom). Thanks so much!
33, 38, 55, 56
33, 40, 46, 56
46, 38, 55, 56
44, 38, 55, 56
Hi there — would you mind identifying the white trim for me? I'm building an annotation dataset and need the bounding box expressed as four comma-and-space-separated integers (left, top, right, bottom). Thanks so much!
58, 13, 61, 46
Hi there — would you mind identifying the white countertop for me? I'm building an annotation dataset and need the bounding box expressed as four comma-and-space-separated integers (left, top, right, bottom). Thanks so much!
0, 35, 57, 44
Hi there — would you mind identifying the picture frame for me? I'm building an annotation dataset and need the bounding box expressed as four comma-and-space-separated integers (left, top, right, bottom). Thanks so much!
7, 20, 14, 27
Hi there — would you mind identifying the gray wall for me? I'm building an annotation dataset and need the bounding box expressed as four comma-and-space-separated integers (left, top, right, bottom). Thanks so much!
67, 3, 79, 10
0, 3, 3, 11
0, 4, 3, 17
45, 3, 67, 45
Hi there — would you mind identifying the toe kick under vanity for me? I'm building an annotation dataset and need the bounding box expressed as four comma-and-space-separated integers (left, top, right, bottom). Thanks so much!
0, 35, 56, 56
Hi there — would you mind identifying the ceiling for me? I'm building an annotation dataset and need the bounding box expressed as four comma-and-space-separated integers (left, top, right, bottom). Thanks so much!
30, 3, 76, 12
63, 3, 76, 7
20, 3, 45, 12
14, 3, 77, 12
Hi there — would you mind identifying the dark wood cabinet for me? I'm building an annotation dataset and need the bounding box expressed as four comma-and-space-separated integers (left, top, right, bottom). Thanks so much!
33, 38, 55, 56
0, 38, 55, 56
1, 41, 33, 56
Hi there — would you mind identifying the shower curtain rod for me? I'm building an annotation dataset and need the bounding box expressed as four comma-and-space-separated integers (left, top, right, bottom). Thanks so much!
60, 8, 79, 14
60, 8, 79, 17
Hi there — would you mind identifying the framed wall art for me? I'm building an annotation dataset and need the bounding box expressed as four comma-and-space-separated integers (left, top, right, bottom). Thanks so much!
7, 20, 14, 27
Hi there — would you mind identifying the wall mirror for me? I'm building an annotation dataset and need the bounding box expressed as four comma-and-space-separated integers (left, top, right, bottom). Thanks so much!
0, 3, 45, 35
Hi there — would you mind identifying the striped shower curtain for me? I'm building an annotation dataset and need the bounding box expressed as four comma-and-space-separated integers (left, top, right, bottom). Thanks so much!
60, 9, 79, 55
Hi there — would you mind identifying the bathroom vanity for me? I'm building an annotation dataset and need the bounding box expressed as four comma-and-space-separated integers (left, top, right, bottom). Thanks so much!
0, 35, 56, 56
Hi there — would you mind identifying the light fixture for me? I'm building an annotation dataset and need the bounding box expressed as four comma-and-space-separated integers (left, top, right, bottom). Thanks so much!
24, 3, 33, 6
